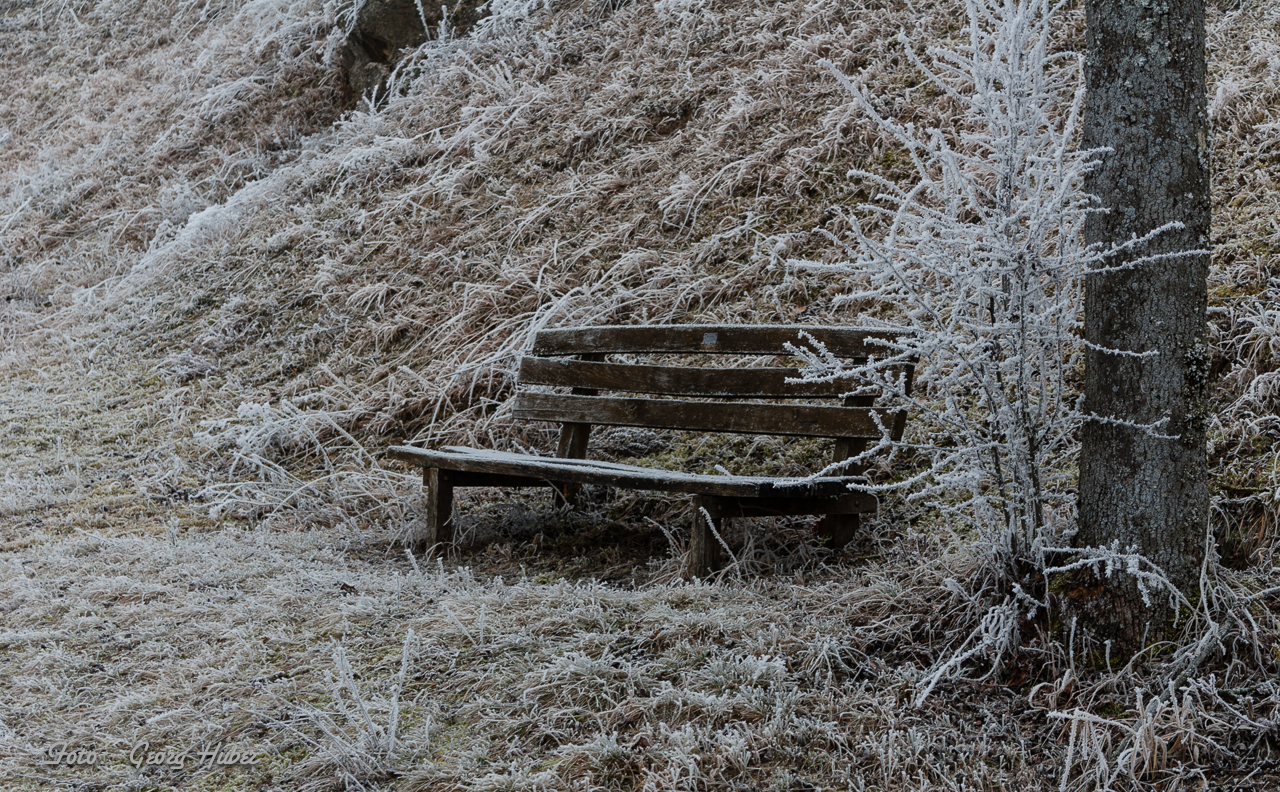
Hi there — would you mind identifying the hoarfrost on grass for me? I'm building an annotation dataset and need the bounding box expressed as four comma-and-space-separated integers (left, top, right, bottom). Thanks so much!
2, 0, 1280, 788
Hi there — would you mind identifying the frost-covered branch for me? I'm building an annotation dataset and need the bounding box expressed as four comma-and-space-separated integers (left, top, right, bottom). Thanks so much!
797, 0, 1098, 587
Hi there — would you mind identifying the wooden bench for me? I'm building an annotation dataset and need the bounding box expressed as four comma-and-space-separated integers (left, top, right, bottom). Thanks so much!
388, 325, 913, 577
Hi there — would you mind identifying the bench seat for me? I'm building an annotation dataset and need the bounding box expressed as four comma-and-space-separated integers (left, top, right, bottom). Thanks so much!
388, 445, 870, 499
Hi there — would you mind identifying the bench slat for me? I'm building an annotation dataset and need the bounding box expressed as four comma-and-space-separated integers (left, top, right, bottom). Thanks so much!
531, 325, 906, 357
387, 446, 862, 498
512, 392, 895, 438
696, 493, 877, 518
519, 356, 856, 397
436, 445, 869, 482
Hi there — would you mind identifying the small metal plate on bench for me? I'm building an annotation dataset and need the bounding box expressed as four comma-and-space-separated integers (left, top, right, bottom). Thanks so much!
701, 332, 718, 348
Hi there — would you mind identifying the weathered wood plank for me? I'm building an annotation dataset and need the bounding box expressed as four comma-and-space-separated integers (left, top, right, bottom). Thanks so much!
447, 471, 550, 488
688, 497, 724, 578
833, 394, 876, 472
439, 446, 875, 495
387, 446, 860, 498
421, 468, 454, 554
553, 420, 591, 508
399, 452, 759, 497
819, 514, 862, 549
696, 492, 876, 519
512, 392, 898, 438
531, 325, 907, 357
519, 356, 858, 397
442, 445, 670, 473
552, 352, 602, 507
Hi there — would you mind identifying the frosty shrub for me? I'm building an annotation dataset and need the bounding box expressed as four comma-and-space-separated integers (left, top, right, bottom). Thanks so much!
789, 0, 1103, 693
796, 0, 1094, 569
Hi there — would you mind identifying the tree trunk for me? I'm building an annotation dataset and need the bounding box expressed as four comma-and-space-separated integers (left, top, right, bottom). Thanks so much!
1076, 0, 1210, 655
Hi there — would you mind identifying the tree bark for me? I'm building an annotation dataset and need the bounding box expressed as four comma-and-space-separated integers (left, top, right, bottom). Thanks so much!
1076, 0, 1210, 654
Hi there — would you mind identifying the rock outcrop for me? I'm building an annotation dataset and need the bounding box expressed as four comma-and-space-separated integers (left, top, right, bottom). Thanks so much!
341, 0, 489, 101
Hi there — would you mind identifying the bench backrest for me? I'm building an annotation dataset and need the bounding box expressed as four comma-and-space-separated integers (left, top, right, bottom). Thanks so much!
515, 325, 913, 467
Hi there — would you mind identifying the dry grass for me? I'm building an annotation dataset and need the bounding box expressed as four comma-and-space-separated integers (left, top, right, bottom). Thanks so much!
2, 0, 1280, 788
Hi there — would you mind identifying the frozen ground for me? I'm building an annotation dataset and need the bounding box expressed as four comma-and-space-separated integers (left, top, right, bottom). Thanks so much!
3, 0, 1280, 788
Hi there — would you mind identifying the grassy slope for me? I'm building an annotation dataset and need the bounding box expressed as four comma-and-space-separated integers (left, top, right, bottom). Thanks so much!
2, 0, 1279, 789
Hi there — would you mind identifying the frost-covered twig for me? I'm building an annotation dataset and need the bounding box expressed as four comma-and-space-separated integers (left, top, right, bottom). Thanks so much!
789, 0, 1228, 704
797, 0, 1098, 600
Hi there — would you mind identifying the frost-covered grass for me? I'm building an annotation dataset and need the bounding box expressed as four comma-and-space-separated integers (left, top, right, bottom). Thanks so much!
2, 508, 1276, 790
0, 521, 1070, 790
3, 0, 1280, 788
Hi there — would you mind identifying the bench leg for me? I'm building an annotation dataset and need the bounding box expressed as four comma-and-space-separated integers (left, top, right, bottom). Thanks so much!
820, 513, 861, 550
551, 482, 582, 509
553, 421, 592, 508
687, 499, 725, 579
419, 468, 454, 555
